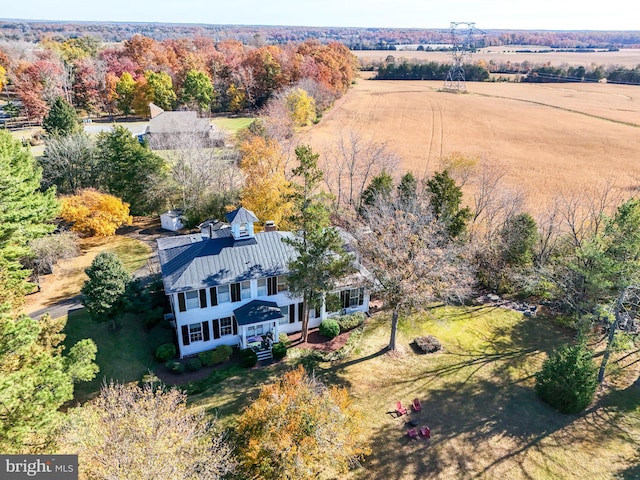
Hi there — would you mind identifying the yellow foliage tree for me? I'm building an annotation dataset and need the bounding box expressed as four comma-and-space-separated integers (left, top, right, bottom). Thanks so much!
60, 189, 132, 237
286, 87, 317, 127
239, 135, 293, 230
235, 365, 370, 480
0, 65, 6, 93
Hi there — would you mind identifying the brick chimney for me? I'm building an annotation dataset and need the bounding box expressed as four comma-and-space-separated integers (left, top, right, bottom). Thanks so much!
264, 220, 277, 232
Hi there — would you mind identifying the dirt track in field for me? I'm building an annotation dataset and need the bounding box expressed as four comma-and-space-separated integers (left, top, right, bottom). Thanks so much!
298, 76, 640, 213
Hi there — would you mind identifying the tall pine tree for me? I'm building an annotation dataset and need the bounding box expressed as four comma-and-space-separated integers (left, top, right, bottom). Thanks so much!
0, 131, 59, 307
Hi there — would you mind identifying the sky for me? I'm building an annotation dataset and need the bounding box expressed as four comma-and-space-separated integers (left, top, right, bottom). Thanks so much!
2, 0, 638, 31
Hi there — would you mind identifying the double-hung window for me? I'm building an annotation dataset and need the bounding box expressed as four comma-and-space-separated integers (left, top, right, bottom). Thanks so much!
189, 323, 203, 342
185, 291, 199, 310
241, 280, 251, 300
257, 278, 267, 296
279, 306, 289, 325
277, 275, 288, 293
220, 317, 233, 336
217, 285, 230, 303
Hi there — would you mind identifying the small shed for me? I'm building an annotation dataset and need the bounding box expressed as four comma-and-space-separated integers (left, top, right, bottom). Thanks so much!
160, 210, 185, 232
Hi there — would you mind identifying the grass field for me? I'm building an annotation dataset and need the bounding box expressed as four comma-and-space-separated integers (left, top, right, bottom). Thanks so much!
298, 76, 640, 214
191, 306, 640, 480
211, 116, 254, 133
63, 309, 173, 404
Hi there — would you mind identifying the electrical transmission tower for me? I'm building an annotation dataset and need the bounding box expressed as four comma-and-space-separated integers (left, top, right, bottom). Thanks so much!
443, 22, 481, 93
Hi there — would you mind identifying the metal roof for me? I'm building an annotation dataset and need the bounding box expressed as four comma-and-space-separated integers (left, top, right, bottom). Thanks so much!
225, 207, 259, 224
157, 230, 296, 294
234, 300, 283, 326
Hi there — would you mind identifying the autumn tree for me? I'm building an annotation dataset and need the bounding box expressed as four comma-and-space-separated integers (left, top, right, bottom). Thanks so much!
286, 145, 353, 342
60, 189, 132, 237
0, 131, 59, 304
59, 382, 235, 480
0, 310, 98, 453
41, 133, 99, 194
352, 188, 474, 351
181, 69, 214, 112
238, 131, 293, 229
142, 70, 176, 112
42, 96, 80, 137
285, 86, 316, 127
72, 58, 102, 114
236, 366, 369, 480
115, 72, 137, 116
96, 126, 166, 215
81, 251, 131, 329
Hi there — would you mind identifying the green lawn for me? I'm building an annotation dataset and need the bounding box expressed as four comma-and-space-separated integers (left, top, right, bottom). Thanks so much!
211, 116, 254, 133
63, 309, 173, 404
190, 305, 640, 480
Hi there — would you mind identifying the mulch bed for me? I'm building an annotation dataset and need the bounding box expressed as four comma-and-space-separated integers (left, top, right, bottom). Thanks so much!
287, 327, 351, 352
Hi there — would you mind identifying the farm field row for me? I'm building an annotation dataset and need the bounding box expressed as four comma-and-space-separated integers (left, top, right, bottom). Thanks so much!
299, 77, 640, 213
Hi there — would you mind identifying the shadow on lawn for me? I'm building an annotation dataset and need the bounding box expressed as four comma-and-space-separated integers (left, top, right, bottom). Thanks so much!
361, 376, 638, 480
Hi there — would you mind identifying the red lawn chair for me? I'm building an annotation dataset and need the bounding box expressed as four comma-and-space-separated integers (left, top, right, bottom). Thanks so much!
407, 427, 419, 440
419, 426, 431, 439
412, 398, 422, 412
395, 401, 407, 416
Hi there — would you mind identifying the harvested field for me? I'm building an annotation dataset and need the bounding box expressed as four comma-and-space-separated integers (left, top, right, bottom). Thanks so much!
355, 47, 640, 68
298, 76, 640, 213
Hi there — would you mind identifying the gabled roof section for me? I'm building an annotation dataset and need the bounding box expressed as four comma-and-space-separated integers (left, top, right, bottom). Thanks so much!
148, 110, 211, 134
226, 207, 259, 224
234, 300, 283, 326
157, 230, 296, 294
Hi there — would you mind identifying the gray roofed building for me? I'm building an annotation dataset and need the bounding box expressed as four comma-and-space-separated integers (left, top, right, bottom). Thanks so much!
234, 300, 284, 326
158, 229, 296, 294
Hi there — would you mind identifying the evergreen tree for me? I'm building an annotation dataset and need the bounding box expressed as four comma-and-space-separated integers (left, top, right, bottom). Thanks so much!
96, 126, 166, 215
360, 171, 393, 212
0, 310, 98, 453
286, 145, 352, 342
500, 213, 538, 267
0, 131, 59, 306
81, 252, 131, 330
397, 171, 418, 207
425, 169, 471, 238
42, 96, 80, 137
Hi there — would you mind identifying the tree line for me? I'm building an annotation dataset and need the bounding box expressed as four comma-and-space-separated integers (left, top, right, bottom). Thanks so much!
0, 34, 358, 122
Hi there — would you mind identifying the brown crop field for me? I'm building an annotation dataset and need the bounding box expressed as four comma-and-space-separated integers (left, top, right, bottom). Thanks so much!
298, 74, 640, 213
355, 47, 640, 68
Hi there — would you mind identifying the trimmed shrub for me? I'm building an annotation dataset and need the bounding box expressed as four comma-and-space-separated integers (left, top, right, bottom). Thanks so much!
319, 319, 340, 339
155, 343, 176, 362
199, 345, 233, 366
279, 333, 291, 346
165, 359, 186, 374
186, 357, 203, 372
414, 335, 442, 354
335, 312, 366, 332
239, 348, 258, 368
272, 342, 287, 360
535, 342, 598, 414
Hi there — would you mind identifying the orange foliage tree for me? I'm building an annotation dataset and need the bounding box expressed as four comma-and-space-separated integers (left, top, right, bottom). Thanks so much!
239, 134, 293, 229
235, 366, 370, 480
60, 189, 132, 237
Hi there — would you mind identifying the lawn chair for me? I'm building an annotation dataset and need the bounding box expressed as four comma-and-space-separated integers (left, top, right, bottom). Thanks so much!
395, 401, 407, 416
407, 427, 419, 440
411, 398, 422, 412
419, 426, 431, 439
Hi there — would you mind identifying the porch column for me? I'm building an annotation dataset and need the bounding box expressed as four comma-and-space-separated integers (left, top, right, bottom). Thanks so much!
320, 292, 327, 321
273, 320, 279, 343
241, 327, 247, 349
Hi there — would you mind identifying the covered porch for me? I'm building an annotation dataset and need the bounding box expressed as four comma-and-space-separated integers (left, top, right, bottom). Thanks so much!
234, 300, 284, 353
